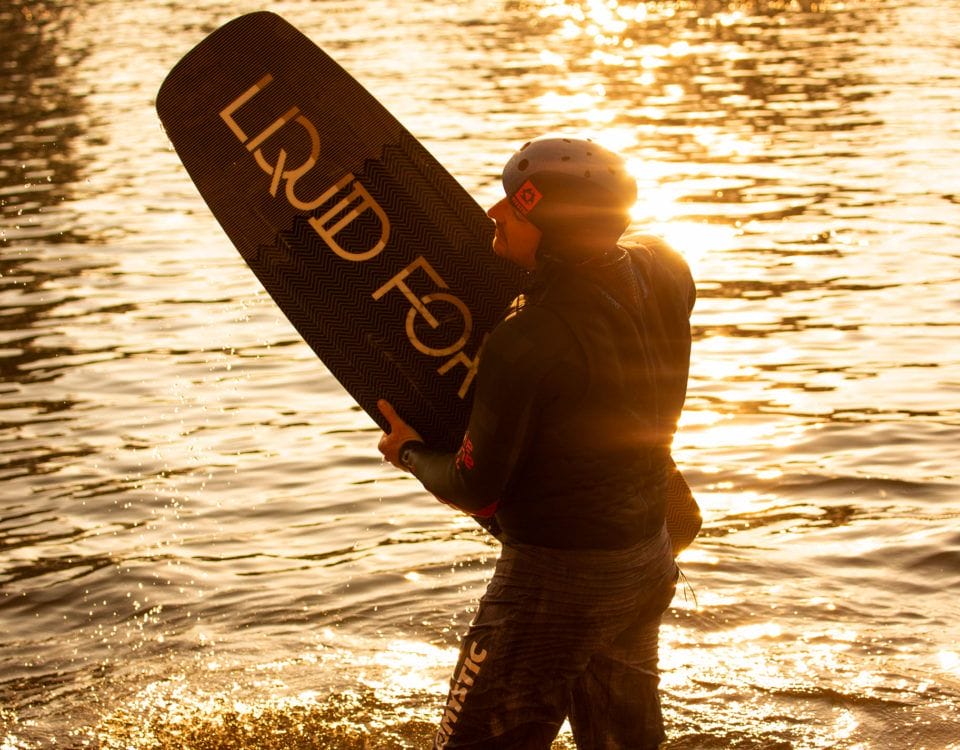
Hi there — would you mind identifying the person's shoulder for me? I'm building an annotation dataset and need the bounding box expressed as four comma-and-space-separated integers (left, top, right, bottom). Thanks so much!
620, 233, 690, 276
620, 233, 696, 313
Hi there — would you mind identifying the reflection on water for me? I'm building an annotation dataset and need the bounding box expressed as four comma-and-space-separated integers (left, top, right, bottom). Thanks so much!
2, 0, 960, 747
96, 636, 451, 749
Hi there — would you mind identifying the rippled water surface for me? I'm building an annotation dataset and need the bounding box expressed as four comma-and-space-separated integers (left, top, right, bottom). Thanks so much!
2, 0, 959, 747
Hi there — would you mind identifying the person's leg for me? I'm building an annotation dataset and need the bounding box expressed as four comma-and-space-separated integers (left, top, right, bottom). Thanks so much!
433, 544, 612, 749
567, 569, 677, 750
432, 584, 570, 748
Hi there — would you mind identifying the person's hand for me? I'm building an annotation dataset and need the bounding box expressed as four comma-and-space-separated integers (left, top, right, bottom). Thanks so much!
377, 399, 423, 470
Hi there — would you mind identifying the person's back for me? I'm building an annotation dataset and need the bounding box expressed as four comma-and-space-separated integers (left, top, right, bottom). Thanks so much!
491, 240, 694, 550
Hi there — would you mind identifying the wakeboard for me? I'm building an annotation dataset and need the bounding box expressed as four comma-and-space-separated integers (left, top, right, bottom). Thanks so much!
156, 11, 523, 457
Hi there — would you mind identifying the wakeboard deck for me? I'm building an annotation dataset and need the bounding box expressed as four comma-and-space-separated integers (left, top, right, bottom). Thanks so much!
156, 11, 523, 460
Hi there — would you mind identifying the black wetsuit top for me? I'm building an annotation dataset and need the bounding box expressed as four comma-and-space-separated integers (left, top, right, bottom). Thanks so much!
403, 237, 695, 550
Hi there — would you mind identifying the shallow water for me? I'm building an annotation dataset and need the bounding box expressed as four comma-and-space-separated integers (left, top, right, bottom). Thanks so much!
2, 0, 959, 747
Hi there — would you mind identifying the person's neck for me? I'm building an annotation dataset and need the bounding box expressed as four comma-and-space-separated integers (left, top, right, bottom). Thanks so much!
536, 242, 624, 270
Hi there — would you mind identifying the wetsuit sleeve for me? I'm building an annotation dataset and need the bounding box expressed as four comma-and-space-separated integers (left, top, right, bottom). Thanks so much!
401, 309, 572, 517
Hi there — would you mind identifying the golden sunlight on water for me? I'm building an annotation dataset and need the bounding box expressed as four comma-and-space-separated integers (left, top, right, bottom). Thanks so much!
97, 637, 461, 749
2, 0, 960, 747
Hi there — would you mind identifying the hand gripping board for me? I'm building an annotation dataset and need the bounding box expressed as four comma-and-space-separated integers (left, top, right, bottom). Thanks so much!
156, 12, 523, 453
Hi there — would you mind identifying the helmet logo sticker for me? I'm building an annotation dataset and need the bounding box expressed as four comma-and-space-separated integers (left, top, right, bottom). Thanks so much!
510, 179, 543, 216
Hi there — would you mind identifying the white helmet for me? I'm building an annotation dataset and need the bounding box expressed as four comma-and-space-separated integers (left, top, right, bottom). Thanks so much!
501, 136, 636, 252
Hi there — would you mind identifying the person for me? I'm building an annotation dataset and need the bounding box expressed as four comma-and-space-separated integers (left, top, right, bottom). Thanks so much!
377, 136, 697, 749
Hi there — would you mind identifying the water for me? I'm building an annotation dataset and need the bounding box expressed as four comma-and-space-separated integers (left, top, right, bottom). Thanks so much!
2, 0, 959, 747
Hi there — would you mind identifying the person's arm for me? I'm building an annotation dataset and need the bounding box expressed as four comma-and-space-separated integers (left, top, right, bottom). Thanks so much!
379, 310, 569, 517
